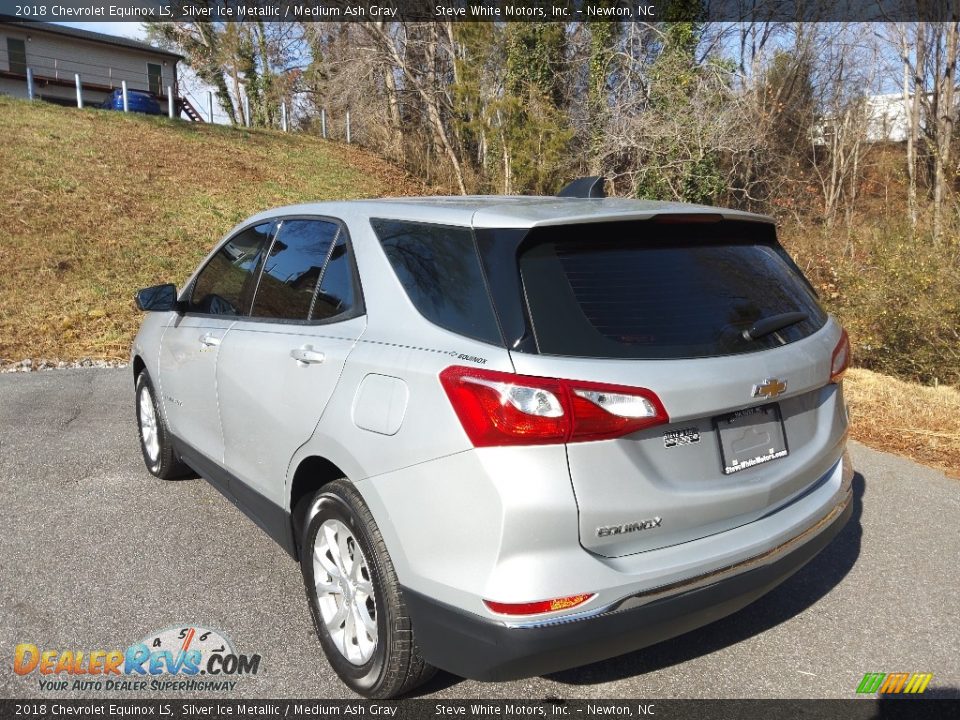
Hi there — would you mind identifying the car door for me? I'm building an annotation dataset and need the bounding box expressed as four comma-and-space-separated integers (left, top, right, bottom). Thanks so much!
158, 222, 275, 463
216, 218, 366, 510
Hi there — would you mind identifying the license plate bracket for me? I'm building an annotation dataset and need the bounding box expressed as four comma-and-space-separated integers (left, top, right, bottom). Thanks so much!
714, 403, 788, 475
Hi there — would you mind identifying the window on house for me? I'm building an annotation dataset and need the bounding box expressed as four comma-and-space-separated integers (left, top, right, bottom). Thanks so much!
147, 63, 162, 96
7, 38, 26, 76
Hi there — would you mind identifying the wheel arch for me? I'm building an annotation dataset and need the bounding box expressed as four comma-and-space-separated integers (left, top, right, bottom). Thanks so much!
132, 355, 146, 384
289, 455, 350, 558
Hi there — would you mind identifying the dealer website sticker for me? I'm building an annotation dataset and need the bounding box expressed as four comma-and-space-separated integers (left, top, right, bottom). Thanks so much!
13, 625, 261, 692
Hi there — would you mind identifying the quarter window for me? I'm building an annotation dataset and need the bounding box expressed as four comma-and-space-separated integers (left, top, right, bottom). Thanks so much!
251, 219, 340, 321
371, 219, 502, 345
189, 223, 274, 315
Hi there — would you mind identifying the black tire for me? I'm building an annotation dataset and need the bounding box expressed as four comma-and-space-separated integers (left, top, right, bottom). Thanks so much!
300, 479, 436, 698
134, 371, 190, 480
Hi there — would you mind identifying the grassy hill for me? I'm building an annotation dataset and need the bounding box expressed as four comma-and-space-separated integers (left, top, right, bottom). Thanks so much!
0, 96, 423, 362
1, 96, 957, 477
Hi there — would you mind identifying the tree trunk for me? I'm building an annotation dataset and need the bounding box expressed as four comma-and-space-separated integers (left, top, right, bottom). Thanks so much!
903, 30, 918, 231
365, 23, 467, 194
934, 22, 957, 242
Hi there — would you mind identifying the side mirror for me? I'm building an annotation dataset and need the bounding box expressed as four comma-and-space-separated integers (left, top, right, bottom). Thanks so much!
135, 283, 180, 312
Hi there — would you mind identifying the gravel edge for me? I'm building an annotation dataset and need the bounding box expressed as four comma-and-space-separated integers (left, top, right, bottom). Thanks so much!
1, 358, 128, 373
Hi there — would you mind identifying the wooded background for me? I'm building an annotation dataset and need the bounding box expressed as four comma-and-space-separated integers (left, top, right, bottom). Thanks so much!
148, 18, 960, 385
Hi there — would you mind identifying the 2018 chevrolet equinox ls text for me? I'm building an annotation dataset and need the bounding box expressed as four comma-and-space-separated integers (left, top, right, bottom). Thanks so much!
131, 179, 853, 698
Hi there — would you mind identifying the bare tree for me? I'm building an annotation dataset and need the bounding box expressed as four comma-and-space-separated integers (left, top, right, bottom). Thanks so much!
885, 21, 960, 240
362, 22, 467, 194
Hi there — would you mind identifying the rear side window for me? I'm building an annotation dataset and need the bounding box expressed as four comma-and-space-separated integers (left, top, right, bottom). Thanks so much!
371, 219, 502, 345
251, 219, 340, 321
189, 223, 273, 315
312, 230, 356, 320
519, 221, 826, 359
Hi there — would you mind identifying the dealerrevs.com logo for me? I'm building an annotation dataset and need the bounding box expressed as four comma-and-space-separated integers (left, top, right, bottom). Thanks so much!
13, 625, 261, 692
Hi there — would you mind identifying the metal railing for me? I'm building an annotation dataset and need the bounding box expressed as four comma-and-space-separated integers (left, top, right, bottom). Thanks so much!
13, 52, 356, 139
5, 50, 170, 94
21, 65, 178, 118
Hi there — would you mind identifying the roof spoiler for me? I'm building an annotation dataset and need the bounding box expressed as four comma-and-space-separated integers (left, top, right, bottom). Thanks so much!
557, 176, 606, 199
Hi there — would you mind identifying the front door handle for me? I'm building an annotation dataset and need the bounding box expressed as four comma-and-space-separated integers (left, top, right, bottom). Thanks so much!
199, 333, 221, 347
291, 346, 325, 365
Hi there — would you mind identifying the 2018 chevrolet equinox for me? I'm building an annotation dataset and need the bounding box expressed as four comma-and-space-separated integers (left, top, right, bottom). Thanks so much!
131, 180, 853, 697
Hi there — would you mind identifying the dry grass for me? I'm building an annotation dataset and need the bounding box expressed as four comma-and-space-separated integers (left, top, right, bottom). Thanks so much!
3, 98, 958, 477
0, 96, 424, 362
845, 368, 960, 478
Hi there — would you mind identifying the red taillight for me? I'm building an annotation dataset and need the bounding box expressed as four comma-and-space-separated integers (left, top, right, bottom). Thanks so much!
830, 329, 850, 383
439, 366, 668, 447
483, 593, 595, 616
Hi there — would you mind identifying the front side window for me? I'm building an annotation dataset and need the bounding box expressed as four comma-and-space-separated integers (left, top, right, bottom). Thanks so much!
189, 223, 274, 315
7, 38, 26, 75
371, 219, 502, 345
250, 219, 341, 321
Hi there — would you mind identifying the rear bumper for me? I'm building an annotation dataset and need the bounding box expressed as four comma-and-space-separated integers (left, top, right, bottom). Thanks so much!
403, 485, 853, 681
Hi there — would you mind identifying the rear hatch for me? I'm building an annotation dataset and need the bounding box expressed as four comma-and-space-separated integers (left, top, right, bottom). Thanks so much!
505, 218, 848, 557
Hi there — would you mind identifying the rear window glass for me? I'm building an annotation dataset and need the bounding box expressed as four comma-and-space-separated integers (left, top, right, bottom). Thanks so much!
519, 223, 826, 359
371, 219, 502, 345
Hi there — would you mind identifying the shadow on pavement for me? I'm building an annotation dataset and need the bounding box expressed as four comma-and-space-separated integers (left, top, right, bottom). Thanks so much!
412, 473, 866, 696
544, 471, 866, 686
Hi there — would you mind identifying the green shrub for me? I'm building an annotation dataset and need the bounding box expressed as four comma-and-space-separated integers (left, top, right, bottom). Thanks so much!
782, 222, 960, 386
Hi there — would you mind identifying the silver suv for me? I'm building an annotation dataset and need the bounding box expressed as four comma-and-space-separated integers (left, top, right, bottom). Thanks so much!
131, 182, 853, 698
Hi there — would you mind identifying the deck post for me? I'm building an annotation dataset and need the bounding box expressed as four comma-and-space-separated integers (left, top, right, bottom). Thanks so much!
26, 68, 34, 100
75, 74, 83, 108
121, 81, 129, 112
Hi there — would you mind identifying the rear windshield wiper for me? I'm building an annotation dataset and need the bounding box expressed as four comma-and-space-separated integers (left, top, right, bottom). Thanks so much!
742, 312, 809, 341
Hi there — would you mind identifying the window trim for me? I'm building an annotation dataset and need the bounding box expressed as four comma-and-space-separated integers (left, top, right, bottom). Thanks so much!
182, 214, 365, 326
306, 224, 341, 321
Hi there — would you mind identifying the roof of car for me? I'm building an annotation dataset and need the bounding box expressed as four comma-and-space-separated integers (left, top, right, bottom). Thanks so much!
246, 196, 772, 230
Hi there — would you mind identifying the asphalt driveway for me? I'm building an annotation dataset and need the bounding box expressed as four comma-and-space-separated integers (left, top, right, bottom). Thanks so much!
1, 369, 957, 699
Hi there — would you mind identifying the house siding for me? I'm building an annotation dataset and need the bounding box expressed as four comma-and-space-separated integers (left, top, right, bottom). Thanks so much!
0, 26, 177, 106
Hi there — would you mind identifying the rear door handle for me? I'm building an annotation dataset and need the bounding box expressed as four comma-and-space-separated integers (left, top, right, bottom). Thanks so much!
199, 333, 221, 347
291, 347, 325, 365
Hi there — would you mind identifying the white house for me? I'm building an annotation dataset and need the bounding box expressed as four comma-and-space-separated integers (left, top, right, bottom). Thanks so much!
0, 19, 188, 114
865, 93, 911, 143
813, 93, 928, 147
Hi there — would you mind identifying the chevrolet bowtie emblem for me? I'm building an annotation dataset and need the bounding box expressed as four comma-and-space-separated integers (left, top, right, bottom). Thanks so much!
752, 378, 787, 399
